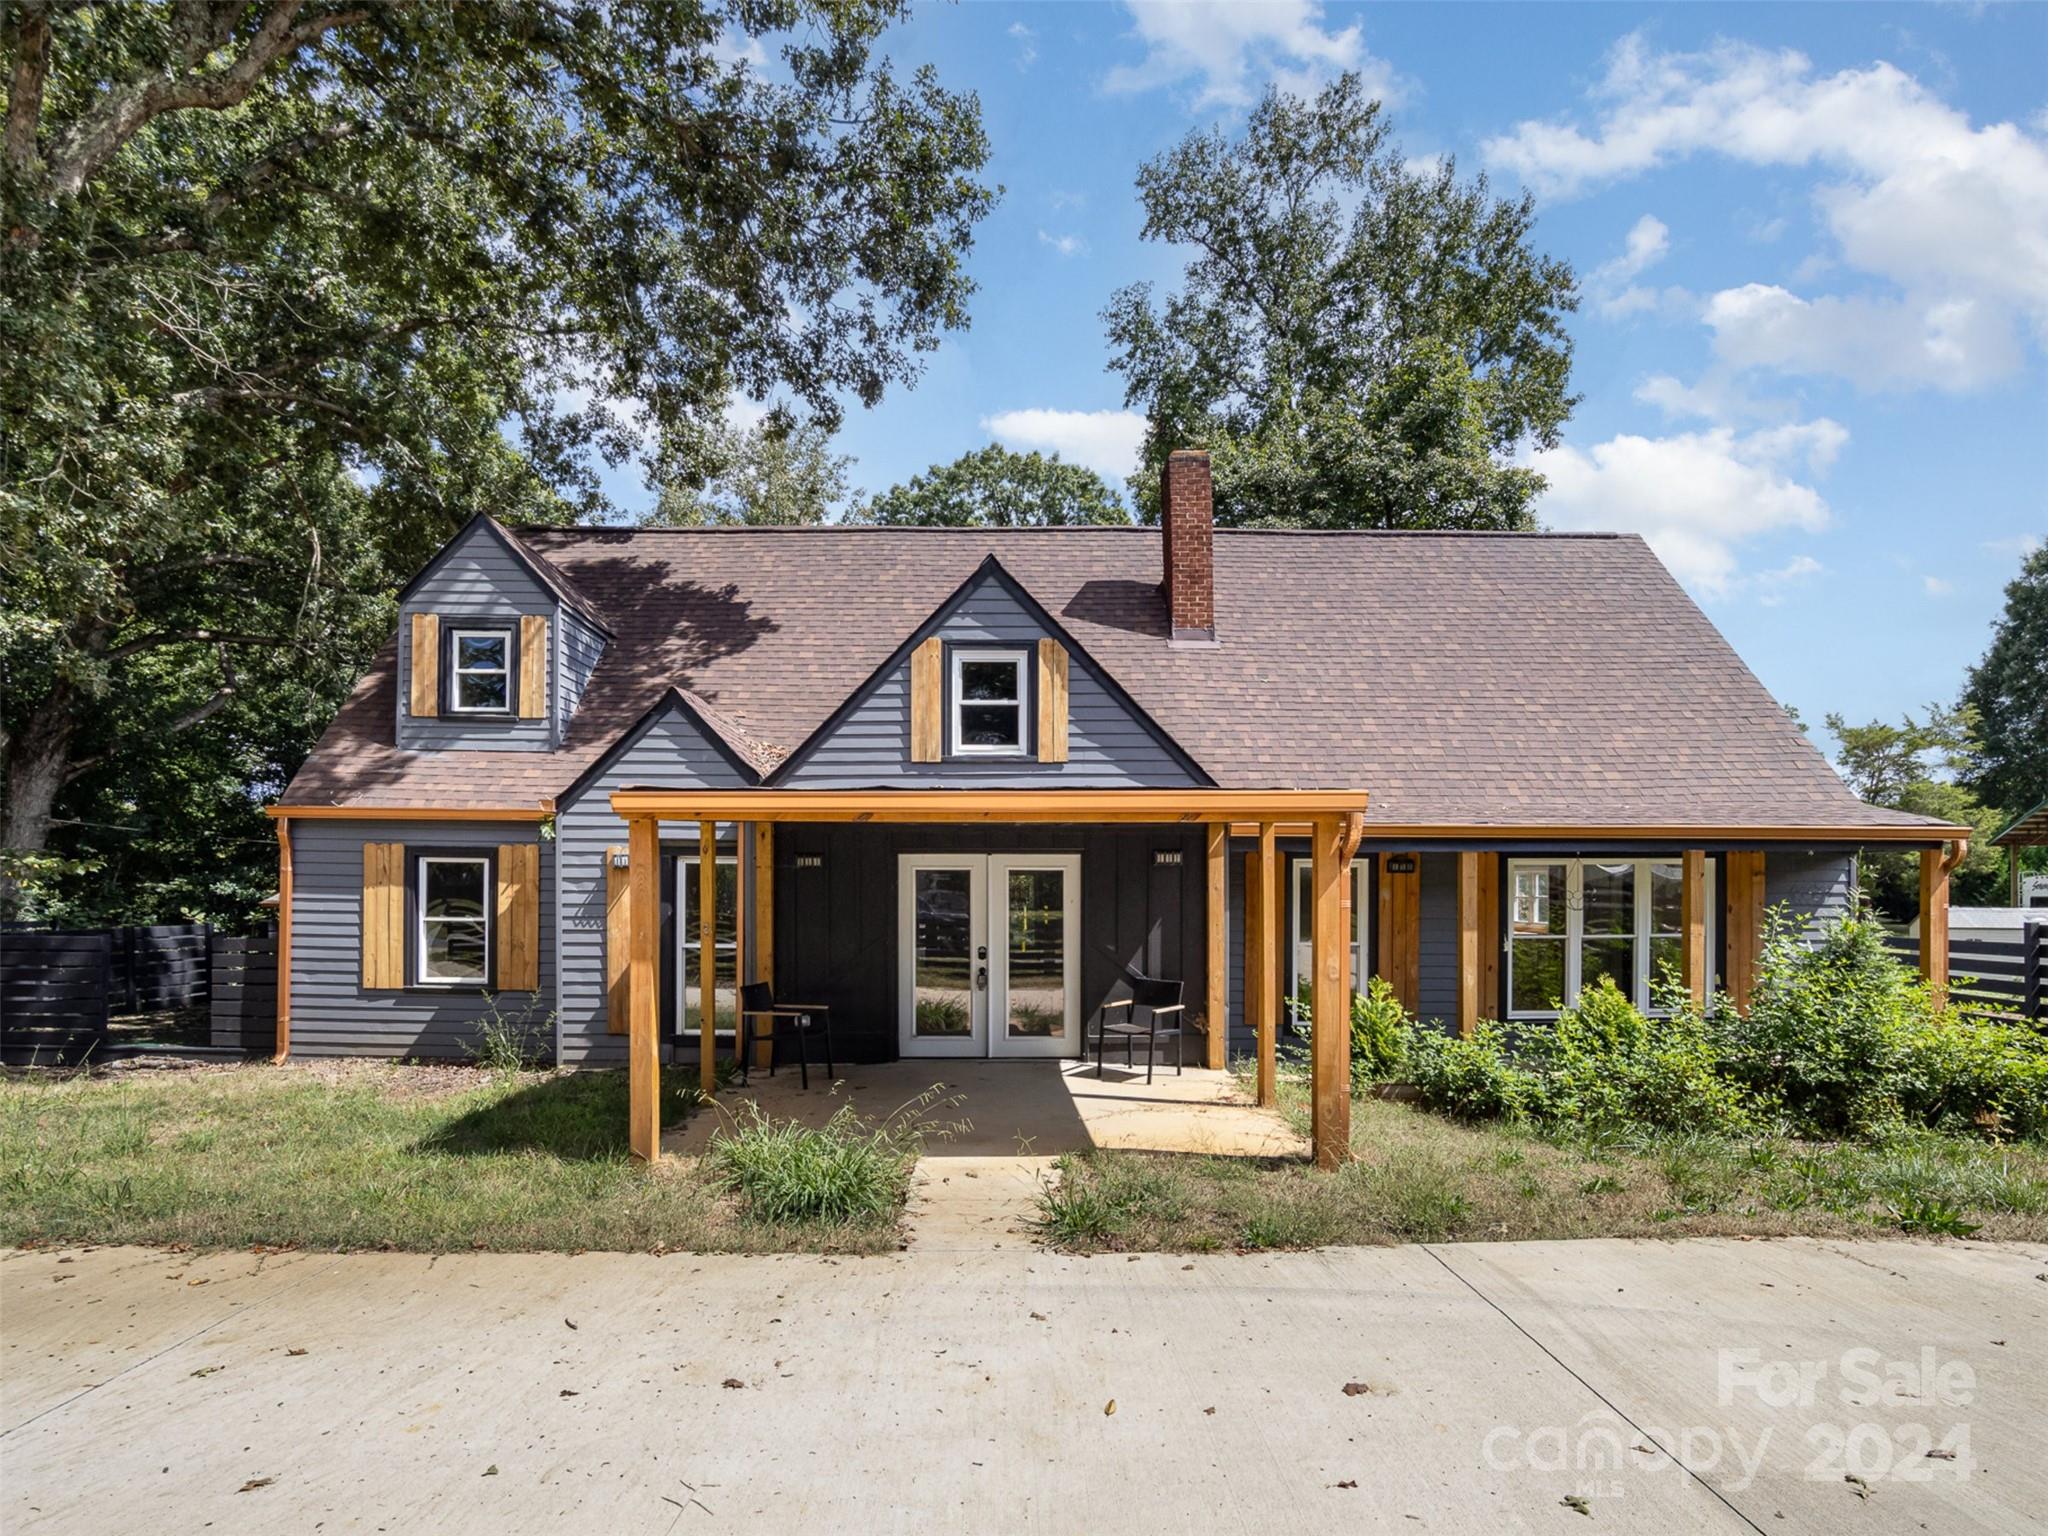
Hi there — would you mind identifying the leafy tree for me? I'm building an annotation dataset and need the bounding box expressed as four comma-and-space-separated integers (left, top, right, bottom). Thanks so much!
1102, 74, 1577, 527
653, 416, 853, 527
857, 444, 1129, 526
1961, 544, 2048, 815
0, 1, 993, 919
1827, 705, 2007, 915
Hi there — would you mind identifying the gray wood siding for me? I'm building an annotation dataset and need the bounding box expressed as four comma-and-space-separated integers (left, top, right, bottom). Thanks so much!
397, 522, 556, 753
558, 606, 605, 732
1416, 852, 1459, 1027
779, 580, 1198, 788
1766, 848, 1858, 942
554, 704, 753, 1065
287, 819, 553, 1058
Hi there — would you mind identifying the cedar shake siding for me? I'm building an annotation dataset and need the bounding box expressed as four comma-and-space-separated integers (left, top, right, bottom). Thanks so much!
286, 819, 553, 1059
778, 567, 1201, 789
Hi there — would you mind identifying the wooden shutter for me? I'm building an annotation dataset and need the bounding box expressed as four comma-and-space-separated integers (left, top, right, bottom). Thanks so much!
362, 842, 406, 989
496, 843, 540, 991
518, 614, 549, 719
605, 845, 631, 1034
1376, 852, 1421, 1014
409, 614, 440, 717
909, 636, 944, 762
1036, 638, 1069, 763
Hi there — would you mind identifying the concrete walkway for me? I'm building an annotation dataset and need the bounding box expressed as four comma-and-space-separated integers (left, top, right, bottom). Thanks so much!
4, 1238, 2042, 1534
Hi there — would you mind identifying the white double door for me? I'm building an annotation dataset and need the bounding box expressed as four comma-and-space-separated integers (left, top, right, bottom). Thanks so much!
897, 853, 1080, 1058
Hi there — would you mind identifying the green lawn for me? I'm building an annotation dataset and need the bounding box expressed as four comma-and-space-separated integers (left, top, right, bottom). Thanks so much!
1039, 1068, 2048, 1252
0, 1061, 904, 1254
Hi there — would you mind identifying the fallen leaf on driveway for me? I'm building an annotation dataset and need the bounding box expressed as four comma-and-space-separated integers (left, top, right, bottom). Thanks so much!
1029, 1312, 1047, 1322
1926, 1449, 1957, 1461
564, 1318, 578, 1331
191, 1366, 224, 1378
1845, 1474, 1872, 1501
482, 1465, 498, 1477
1203, 1407, 1216, 1416
1341, 1382, 1371, 1396
1104, 1400, 1116, 1416
558, 1389, 579, 1398
237, 1478, 273, 1494
1335, 1480, 1357, 1489
1561, 1494, 1590, 1516
722, 1378, 746, 1390
285, 1348, 308, 1358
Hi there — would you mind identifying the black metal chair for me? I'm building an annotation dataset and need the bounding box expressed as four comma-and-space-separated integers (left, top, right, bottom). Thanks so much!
1091, 972, 1185, 1084
736, 982, 835, 1089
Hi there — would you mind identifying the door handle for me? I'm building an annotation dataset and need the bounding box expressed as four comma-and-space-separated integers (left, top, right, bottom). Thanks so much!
975, 965, 988, 992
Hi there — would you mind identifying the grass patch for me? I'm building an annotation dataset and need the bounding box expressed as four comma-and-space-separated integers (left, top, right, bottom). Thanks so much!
1036, 1068, 2048, 1252
0, 1061, 903, 1254
705, 1088, 953, 1228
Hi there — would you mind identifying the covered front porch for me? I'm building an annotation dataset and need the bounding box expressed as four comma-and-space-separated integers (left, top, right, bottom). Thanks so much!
610, 788, 1372, 1170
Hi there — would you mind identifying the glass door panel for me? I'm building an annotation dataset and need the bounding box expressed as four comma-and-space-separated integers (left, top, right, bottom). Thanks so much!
991, 856, 1080, 1057
898, 857, 986, 1056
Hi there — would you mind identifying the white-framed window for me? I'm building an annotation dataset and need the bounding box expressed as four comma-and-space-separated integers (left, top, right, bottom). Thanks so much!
417, 856, 490, 984
950, 647, 1029, 756
1287, 857, 1371, 1000
677, 852, 740, 1036
448, 628, 511, 713
1506, 857, 1712, 1017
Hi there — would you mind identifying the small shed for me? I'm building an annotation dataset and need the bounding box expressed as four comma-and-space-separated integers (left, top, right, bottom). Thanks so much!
1991, 797, 2048, 907
1905, 907, 2036, 943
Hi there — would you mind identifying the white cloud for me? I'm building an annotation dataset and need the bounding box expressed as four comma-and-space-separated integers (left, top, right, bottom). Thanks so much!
1752, 554, 1824, 607
1983, 533, 2044, 558
981, 408, 1148, 484
1481, 36, 2048, 389
1702, 283, 2021, 391
1589, 214, 1685, 320
1103, 0, 1397, 111
1634, 371, 1757, 423
1603, 214, 1670, 281
1008, 21, 1037, 71
1923, 574, 1955, 596
1525, 419, 1846, 596
1037, 229, 1088, 258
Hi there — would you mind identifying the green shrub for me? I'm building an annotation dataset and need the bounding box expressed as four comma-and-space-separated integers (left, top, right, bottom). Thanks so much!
706, 1097, 928, 1226
1520, 978, 1751, 1134
1286, 976, 1413, 1089
1891, 1007, 2048, 1140
1406, 1020, 1537, 1121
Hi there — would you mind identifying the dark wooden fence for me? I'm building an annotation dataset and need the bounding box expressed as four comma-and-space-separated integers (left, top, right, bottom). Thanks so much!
1881, 923, 2047, 1025
111, 922, 212, 1013
0, 930, 111, 1065
209, 935, 278, 1055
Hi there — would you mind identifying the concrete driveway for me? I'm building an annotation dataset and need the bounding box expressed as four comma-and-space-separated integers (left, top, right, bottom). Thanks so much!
3, 1238, 2042, 1534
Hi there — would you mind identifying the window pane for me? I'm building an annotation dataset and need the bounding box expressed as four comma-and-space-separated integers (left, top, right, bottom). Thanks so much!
1005, 869, 1066, 1038
456, 634, 505, 670
424, 861, 486, 918
1649, 935, 1684, 992
1582, 936, 1635, 995
1511, 864, 1566, 935
456, 673, 509, 711
423, 920, 487, 982
959, 704, 1020, 746
1511, 937, 1566, 1012
913, 869, 973, 1036
1649, 862, 1683, 934
1583, 862, 1635, 935
959, 659, 1019, 702
1295, 864, 1312, 944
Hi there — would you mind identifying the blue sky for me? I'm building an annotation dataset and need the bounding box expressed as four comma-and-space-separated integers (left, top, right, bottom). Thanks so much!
622, 2, 2048, 758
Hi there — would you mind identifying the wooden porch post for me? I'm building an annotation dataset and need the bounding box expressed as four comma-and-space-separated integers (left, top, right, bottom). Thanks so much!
1724, 850, 1765, 1014
1681, 849, 1708, 1007
699, 819, 719, 1097
1205, 822, 1227, 1070
1254, 822, 1279, 1108
1310, 816, 1351, 1170
1921, 843, 1953, 1000
1456, 851, 1479, 1039
627, 813, 661, 1162
752, 821, 775, 1068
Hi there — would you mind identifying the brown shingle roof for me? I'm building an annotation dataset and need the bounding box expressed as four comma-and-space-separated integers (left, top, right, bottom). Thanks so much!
278, 526, 1950, 834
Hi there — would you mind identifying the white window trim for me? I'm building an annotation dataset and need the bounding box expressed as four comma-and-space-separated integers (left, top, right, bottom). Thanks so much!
1505, 856, 1715, 1018
949, 646, 1030, 757
676, 852, 741, 1037
1286, 856, 1370, 1000
416, 855, 491, 986
447, 627, 512, 714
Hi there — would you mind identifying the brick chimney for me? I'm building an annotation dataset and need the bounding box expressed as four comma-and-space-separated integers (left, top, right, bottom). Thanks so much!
1160, 449, 1216, 644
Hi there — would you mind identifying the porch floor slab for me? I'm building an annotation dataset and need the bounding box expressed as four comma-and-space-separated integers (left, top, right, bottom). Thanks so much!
661, 1058, 1305, 1161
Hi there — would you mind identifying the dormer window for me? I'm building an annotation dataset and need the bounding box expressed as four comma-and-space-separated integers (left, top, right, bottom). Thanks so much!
448, 628, 512, 714
951, 648, 1028, 756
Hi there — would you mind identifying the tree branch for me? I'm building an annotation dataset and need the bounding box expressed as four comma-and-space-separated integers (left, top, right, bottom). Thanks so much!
4, 1, 52, 177
103, 628, 288, 662
44, 2, 372, 199
61, 684, 237, 785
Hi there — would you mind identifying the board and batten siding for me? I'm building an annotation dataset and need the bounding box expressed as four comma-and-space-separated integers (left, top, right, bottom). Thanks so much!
287, 818, 553, 1058
554, 703, 754, 1065
397, 521, 557, 753
779, 579, 1199, 789
1415, 852, 1460, 1028
1766, 848, 1858, 942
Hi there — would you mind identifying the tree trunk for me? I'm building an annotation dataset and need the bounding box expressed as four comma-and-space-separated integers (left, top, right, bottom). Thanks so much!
0, 687, 78, 918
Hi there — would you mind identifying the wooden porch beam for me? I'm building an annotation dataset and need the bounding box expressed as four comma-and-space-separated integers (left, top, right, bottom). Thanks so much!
1681, 849, 1708, 1007
1255, 824, 1278, 1109
700, 819, 718, 1098
1205, 823, 1227, 1071
753, 821, 775, 1068
627, 813, 660, 1162
1311, 816, 1351, 1170
609, 788, 1369, 825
